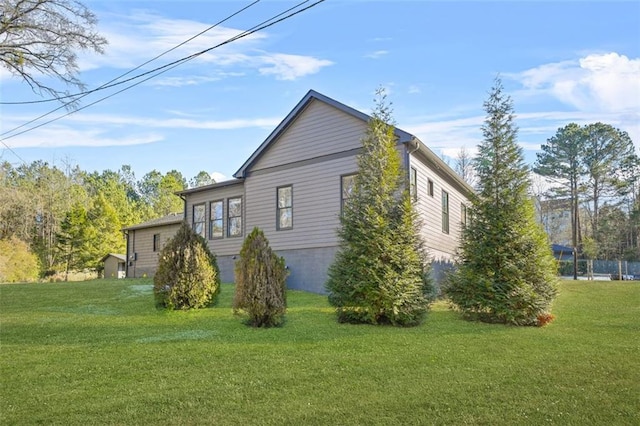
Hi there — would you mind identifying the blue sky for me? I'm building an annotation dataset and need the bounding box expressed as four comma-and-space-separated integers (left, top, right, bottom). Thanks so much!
1, 0, 639, 184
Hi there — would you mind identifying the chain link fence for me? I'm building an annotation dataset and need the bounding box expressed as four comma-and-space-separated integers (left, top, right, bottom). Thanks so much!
558, 259, 640, 280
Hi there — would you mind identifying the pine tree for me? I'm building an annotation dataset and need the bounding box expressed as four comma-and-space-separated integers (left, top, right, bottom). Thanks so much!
153, 222, 220, 310
445, 78, 557, 326
233, 227, 288, 327
325, 89, 432, 327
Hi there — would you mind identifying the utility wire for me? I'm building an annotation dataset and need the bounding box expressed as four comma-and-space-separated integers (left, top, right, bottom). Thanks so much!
0, 0, 261, 106
0, 0, 322, 143
0, 0, 262, 140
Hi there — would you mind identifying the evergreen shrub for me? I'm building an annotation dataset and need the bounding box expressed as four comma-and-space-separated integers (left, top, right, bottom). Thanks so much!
153, 222, 220, 309
233, 227, 288, 327
325, 89, 432, 327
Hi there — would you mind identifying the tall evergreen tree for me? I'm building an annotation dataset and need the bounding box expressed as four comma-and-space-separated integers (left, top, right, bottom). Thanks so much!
445, 78, 557, 326
534, 123, 585, 256
325, 89, 432, 327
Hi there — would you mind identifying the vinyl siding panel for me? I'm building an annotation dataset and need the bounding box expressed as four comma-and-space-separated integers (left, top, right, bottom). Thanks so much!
410, 154, 469, 260
126, 223, 181, 278
251, 99, 367, 171
245, 155, 358, 250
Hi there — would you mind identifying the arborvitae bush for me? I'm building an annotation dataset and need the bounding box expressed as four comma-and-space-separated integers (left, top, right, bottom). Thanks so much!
444, 78, 557, 326
233, 227, 288, 327
153, 222, 220, 310
325, 89, 432, 327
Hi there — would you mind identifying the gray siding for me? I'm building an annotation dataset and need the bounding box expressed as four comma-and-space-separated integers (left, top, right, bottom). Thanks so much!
251, 99, 366, 172
126, 223, 181, 278
410, 153, 468, 260
180, 92, 473, 293
245, 155, 357, 250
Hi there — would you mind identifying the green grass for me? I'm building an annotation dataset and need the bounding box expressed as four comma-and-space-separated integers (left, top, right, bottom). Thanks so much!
1, 279, 638, 425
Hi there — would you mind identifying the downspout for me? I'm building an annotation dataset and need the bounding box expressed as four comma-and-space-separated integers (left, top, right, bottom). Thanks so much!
179, 194, 187, 220
406, 137, 421, 178
123, 229, 129, 278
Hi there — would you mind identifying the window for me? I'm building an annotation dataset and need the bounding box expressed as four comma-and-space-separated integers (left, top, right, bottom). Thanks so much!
277, 186, 293, 230
227, 197, 242, 237
428, 179, 434, 197
153, 233, 160, 252
193, 204, 206, 237
442, 190, 449, 234
461, 203, 468, 228
209, 200, 223, 239
410, 167, 417, 201
341, 174, 356, 213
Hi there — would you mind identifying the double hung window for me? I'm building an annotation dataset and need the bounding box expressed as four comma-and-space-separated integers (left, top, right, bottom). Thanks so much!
277, 186, 293, 230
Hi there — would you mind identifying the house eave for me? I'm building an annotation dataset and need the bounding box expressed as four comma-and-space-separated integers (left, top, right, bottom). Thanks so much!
176, 178, 245, 196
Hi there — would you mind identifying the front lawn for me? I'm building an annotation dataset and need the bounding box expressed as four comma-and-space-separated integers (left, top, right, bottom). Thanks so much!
1, 279, 638, 425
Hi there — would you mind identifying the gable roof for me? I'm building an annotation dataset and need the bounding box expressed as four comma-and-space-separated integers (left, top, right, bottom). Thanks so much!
101, 253, 126, 262
122, 212, 184, 231
233, 89, 415, 179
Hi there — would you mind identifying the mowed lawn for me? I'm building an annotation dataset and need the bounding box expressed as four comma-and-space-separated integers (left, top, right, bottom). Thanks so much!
1, 279, 638, 425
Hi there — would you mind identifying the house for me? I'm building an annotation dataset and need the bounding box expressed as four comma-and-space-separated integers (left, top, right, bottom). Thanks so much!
122, 212, 184, 278
537, 198, 573, 246
176, 90, 474, 293
101, 253, 126, 279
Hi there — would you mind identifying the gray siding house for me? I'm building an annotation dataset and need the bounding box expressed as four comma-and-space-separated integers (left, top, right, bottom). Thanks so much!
178, 90, 473, 293
123, 212, 183, 278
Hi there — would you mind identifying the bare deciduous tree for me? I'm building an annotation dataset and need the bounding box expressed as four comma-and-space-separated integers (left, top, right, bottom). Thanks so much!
454, 146, 477, 187
0, 0, 107, 101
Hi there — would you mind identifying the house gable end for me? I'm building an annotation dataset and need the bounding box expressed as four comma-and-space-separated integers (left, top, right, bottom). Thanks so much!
234, 90, 414, 178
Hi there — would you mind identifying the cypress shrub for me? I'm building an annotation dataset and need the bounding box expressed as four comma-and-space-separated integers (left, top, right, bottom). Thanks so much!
153, 222, 220, 310
444, 78, 557, 326
325, 89, 432, 326
233, 227, 288, 327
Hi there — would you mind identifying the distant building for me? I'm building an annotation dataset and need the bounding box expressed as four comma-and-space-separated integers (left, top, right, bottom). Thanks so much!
101, 253, 126, 279
122, 213, 184, 278
537, 198, 572, 246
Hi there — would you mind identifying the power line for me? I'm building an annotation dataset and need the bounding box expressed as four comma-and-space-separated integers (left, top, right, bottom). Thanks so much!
0, 0, 324, 144
0, 0, 261, 106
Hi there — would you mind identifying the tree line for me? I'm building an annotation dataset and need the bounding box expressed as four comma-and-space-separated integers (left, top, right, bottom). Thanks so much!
0, 160, 215, 281
533, 123, 639, 262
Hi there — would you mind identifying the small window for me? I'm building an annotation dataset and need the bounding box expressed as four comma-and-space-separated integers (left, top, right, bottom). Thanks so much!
228, 197, 242, 237
461, 203, 468, 228
341, 174, 356, 213
209, 200, 223, 239
277, 186, 293, 230
428, 179, 434, 197
442, 190, 449, 234
193, 204, 206, 237
410, 167, 418, 201
153, 233, 160, 252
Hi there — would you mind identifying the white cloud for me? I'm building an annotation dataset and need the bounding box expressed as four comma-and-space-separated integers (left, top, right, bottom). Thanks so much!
210, 172, 228, 182
78, 11, 333, 83
257, 53, 333, 80
4, 125, 163, 148
409, 52, 640, 158
365, 50, 389, 59
512, 52, 640, 113
1, 112, 281, 148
